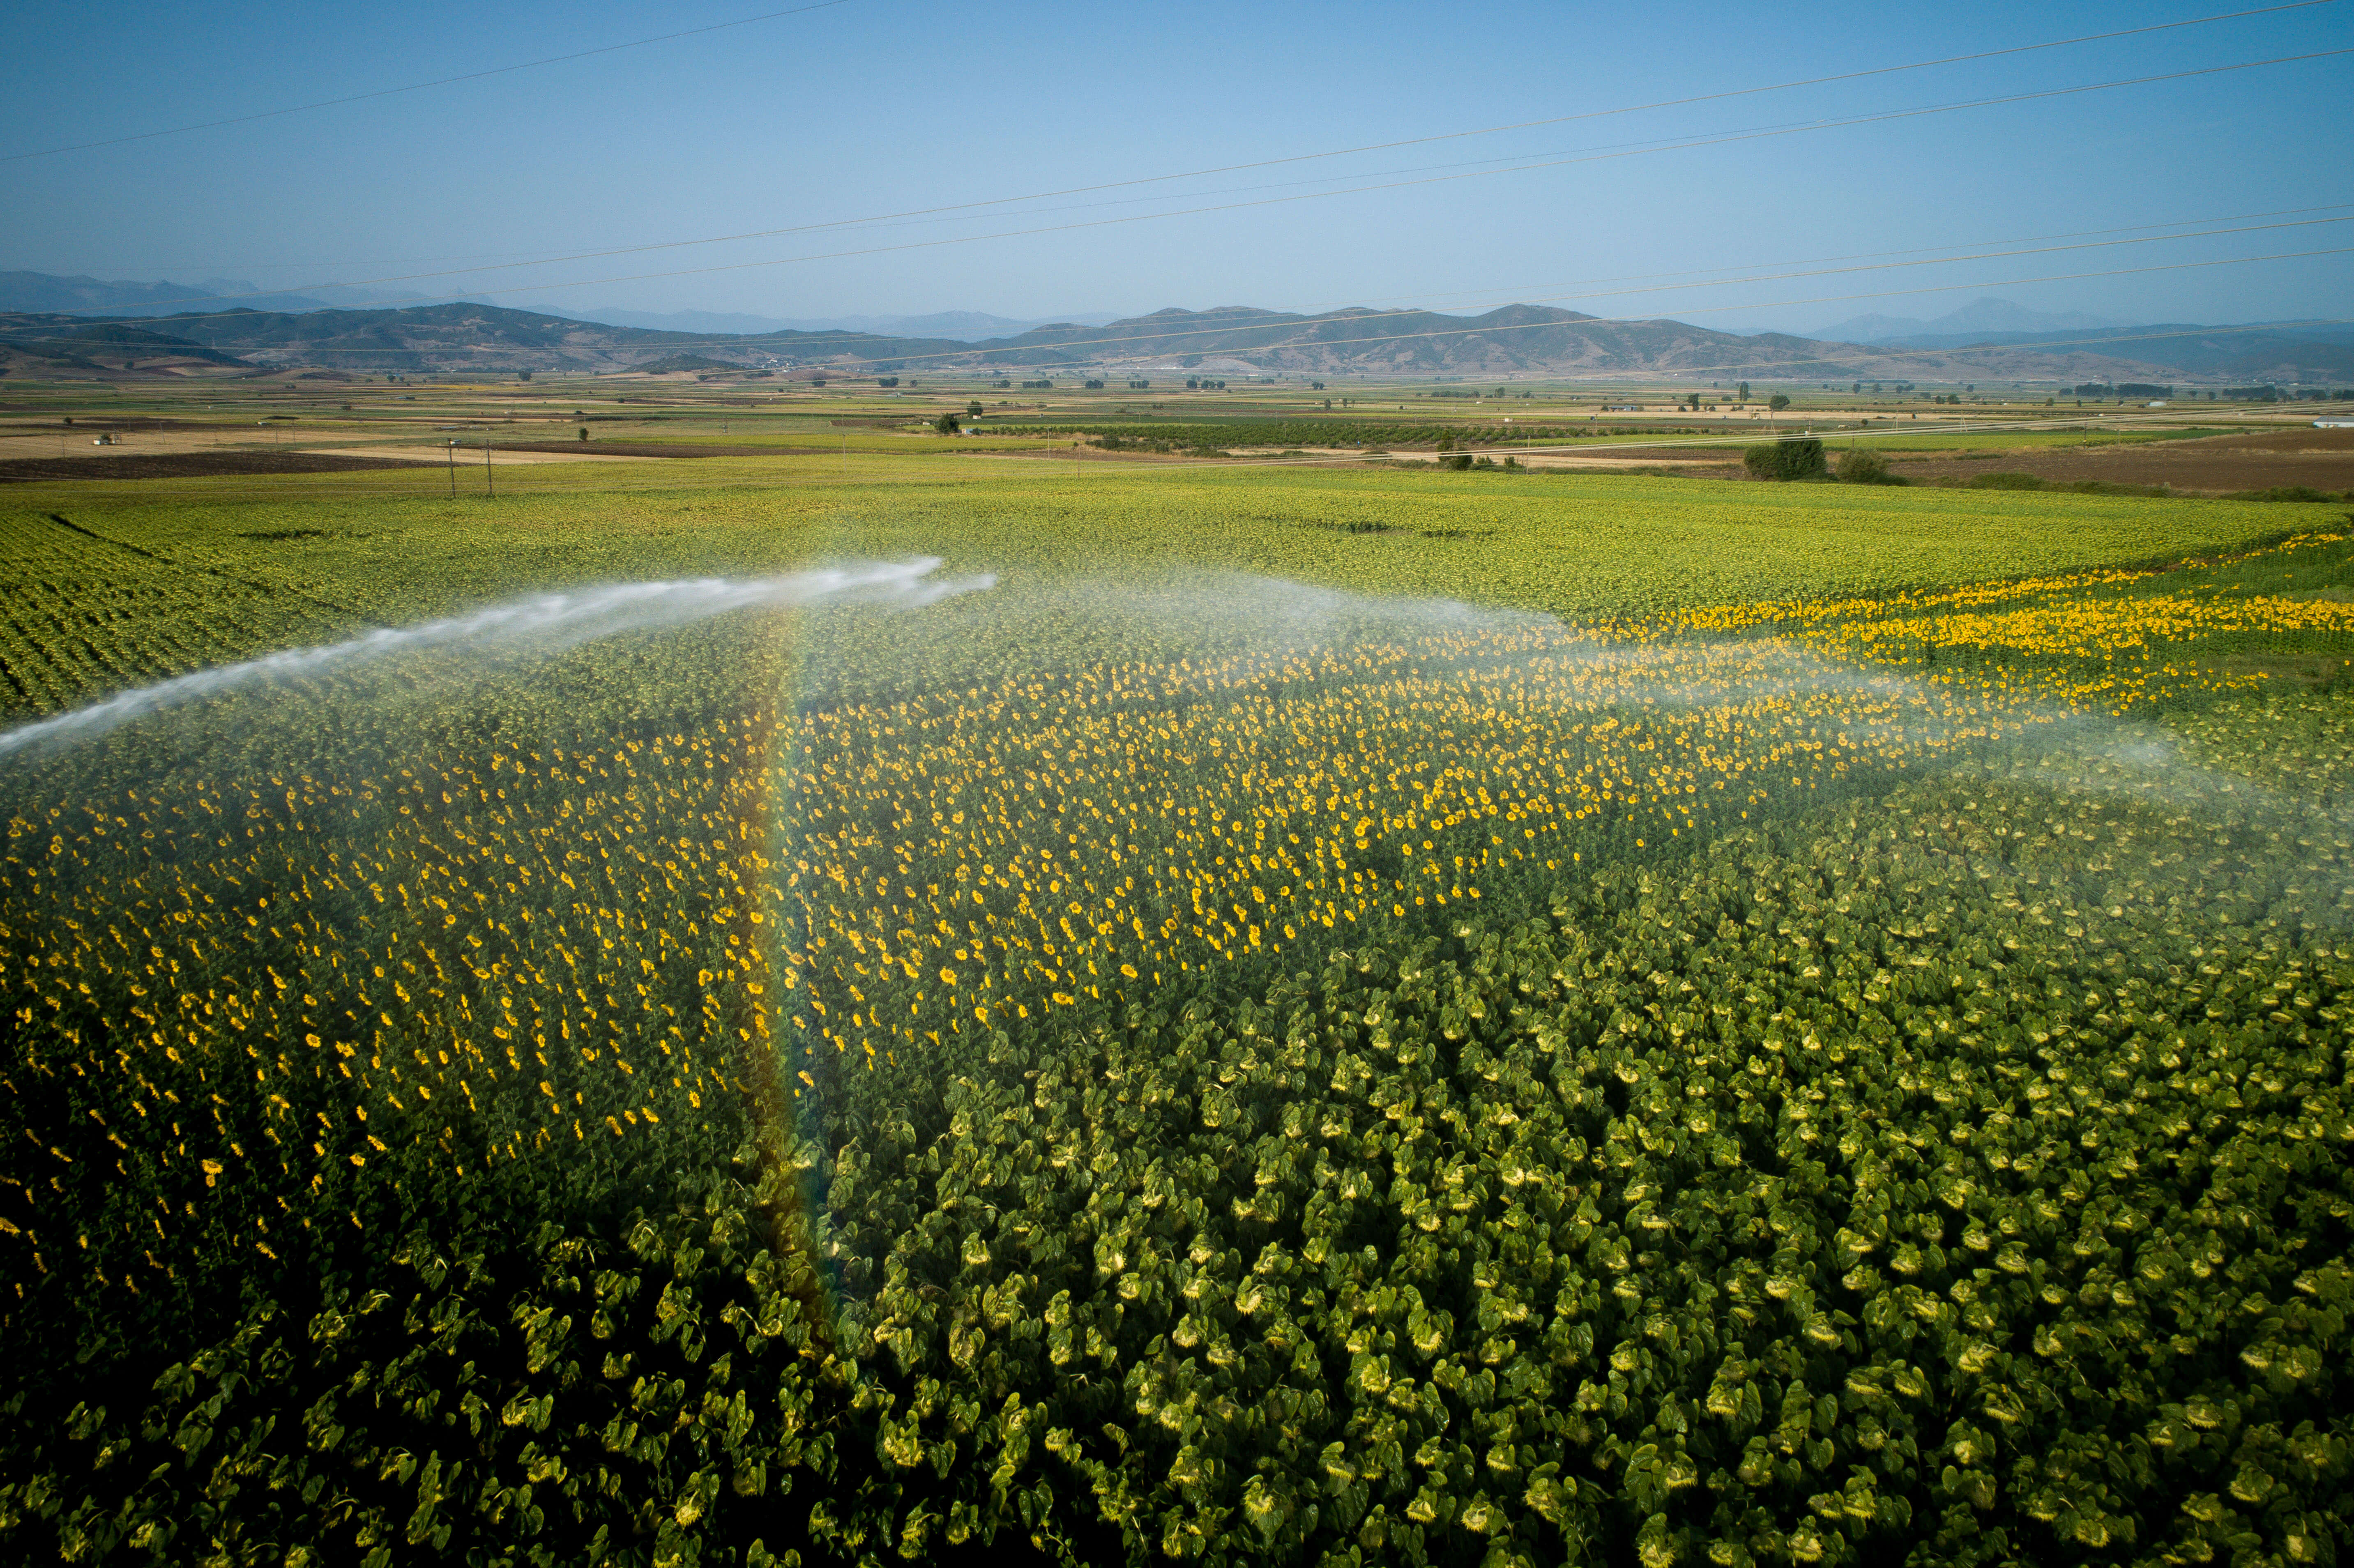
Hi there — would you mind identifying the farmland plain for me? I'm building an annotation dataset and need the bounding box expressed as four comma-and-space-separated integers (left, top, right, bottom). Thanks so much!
0, 416, 2351, 1568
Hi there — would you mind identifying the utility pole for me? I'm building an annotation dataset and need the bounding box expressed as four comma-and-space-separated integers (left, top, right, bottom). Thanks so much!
484, 437, 495, 499
447, 440, 457, 499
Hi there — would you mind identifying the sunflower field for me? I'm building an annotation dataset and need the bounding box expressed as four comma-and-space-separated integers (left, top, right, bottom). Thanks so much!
0, 490, 2352, 1567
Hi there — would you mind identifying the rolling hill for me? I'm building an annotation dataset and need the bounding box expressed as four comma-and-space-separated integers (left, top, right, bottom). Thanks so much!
0, 289, 2324, 385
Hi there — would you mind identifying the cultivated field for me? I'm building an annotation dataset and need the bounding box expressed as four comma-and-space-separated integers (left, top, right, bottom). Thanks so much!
1884, 426, 2354, 494
1, 373, 2351, 1568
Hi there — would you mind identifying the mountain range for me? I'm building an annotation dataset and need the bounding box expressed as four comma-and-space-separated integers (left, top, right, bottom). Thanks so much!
1809, 297, 2129, 344
564, 307, 1125, 338
0, 271, 484, 318
0, 273, 1121, 343
4, 275, 2349, 384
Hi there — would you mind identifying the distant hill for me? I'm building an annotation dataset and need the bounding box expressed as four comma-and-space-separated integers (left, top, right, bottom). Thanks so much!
564, 307, 825, 336
1792, 315, 2354, 382
564, 306, 1124, 340
8, 269, 2342, 383
0, 271, 341, 316
883, 303, 1836, 375
1854, 324, 2354, 382
0, 288, 2296, 383
1812, 297, 2129, 343
0, 316, 253, 370
914, 304, 2170, 382
631, 353, 753, 374
127, 302, 700, 374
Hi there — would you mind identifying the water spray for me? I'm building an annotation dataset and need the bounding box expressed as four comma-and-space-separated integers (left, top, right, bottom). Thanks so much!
0, 557, 995, 760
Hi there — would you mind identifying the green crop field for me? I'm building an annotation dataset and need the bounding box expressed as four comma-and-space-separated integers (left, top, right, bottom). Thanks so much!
1, 449, 2352, 1568
0, 465, 2322, 693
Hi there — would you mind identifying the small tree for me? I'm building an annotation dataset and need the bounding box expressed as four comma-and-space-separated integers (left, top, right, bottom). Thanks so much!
577, 426, 589, 442
933, 412, 960, 435
1743, 437, 1826, 481
1834, 447, 1902, 485
1737, 381, 1751, 401
966, 401, 983, 417
1767, 394, 1791, 413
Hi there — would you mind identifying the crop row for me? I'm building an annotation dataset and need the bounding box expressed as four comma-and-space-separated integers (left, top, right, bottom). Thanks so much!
4, 707, 2349, 1563
0, 513, 2349, 1564
997, 422, 1654, 450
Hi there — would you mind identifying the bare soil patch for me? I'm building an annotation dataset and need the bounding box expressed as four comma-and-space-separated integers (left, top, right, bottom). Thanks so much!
303, 445, 653, 467
0, 417, 221, 434
1520, 454, 1741, 474
2186, 426, 2354, 454
494, 440, 828, 458
0, 450, 437, 484
1887, 431, 2354, 494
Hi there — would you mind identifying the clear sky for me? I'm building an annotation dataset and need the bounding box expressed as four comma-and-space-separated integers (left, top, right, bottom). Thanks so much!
4, 0, 2349, 332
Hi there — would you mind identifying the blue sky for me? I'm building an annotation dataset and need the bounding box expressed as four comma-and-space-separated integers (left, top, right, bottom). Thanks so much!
4, 0, 2349, 331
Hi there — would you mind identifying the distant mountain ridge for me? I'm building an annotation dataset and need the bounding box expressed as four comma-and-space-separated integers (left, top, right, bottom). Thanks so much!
1811, 297, 2131, 343
563, 306, 1124, 340
0, 272, 1124, 342
1799, 294, 2354, 379
1863, 323, 2354, 379
6, 283, 2347, 382
0, 271, 352, 317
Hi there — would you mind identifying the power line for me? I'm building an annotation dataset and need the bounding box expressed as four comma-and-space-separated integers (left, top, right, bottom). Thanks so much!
57, 5, 2340, 316
381, 1, 2342, 277
1, 0, 861, 163
429, 48, 2349, 312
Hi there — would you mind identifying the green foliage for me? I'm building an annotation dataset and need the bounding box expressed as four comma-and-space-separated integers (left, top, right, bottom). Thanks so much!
1, 483, 2351, 1563
1833, 449, 1903, 486
1045, 421, 1588, 450
7, 728, 2352, 1564
2224, 486, 2350, 504
1744, 439, 1828, 482
633, 355, 749, 375
0, 479, 2319, 723
1961, 473, 2176, 498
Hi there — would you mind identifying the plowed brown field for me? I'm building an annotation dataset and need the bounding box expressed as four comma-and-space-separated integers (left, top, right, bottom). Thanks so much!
1888, 426, 2354, 493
